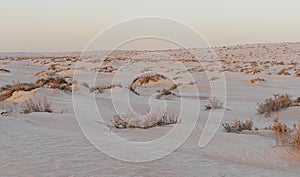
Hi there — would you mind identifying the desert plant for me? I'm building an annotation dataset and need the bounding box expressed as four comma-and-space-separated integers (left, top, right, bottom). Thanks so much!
271, 117, 300, 148
35, 77, 72, 92
257, 94, 293, 115
112, 111, 179, 129
89, 83, 121, 93
277, 68, 291, 75
295, 70, 300, 77
0, 82, 38, 101
222, 119, 253, 133
205, 97, 224, 110
21, 97, 52, 114
0, 77, 73, 101
250, 77, 265, 84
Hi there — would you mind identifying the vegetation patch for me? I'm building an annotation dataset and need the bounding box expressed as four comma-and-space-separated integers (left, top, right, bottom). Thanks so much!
222, 119, 253, 133
257, 94, 299, 116
205, 97, 224, 110
21, 98, 52, 114
112, 111, 179, 129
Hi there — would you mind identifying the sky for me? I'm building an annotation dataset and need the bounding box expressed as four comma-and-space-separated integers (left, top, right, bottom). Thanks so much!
0, 0, 300, 52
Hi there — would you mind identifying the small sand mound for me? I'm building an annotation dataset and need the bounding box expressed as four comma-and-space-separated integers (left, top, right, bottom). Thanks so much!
129, 74, 176, 96
133, 74, 166, 87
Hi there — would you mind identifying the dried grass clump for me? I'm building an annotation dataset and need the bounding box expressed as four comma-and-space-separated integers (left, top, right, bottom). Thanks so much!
35, 77, 72, 92
135, 74, 166, 86
205, 97, 224, 110
245, 68, 262, 75
156, 89, 172, 99
277, 68, 291, 76
187, 67, 205, 73
250, 77, 265, 84
295, 70, 300, 77
0, 82, 38, 101
21, 97, 52, 114
89, 83, 122, 93
155, 84, 180, 99
257, 94, 293, 115
222, 119, 253, 133
0, 77, 73, 101
91, 66, 116, 73
272, 117, 300, 148
48, 64, 59, 71
112, 111, 179, 129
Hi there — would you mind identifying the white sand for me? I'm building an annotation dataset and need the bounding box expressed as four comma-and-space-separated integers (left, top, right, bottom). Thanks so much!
1, 42, 300, 176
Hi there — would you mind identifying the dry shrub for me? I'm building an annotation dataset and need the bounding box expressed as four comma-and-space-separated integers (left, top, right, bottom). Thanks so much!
89, 83, 121, 93
277, 68, 291, 75
0, 82, 38, 101
48, 64, 58, 71
91, 66, 116, 73
21, 97, 52, 114
112, 111, 179, 129
295, 70, 300, 77
250, 77, 265, 84
187, 67, 205, 73
155, 84, 180, 99
0, 77, 72, 101
35, 77, 72, 92
156, 89, 172, 99
245, 69, 262, 75
222, 119, 253, 133
135, 74, 166, 86
205, 97, 224, 110
257, 94, 293, 115
272, 117, 300, 148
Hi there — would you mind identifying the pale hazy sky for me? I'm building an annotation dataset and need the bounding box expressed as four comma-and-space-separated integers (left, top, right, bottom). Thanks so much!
0, 0, 299, 52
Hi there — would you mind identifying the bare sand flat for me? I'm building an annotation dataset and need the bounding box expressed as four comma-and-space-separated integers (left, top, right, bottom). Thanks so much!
1, 42, 300, 176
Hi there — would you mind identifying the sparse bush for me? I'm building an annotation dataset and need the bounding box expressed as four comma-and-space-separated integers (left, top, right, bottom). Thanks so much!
205, 97, 224, 110
250, 77, 265, 84
295, 70, 300, 77
271, 117, 300, 148
0, 77, 73, 101
222, 119, 253, 133
91, 66, 116, 73
89, 83, 121, 93
112, 111, 179, 129
156, 89, 172, 99
257, 94, 293, 115
21, 98, 52, 114
0, 82, 38, 101
35, 77, 72, 92
155, 84, 181, 99
48, 64, 58, 71
277, 68, 291, 75
134, 74, 166, 86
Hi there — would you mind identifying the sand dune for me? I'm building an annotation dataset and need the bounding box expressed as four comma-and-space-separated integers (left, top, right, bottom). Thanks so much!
1, 42, 300, 176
